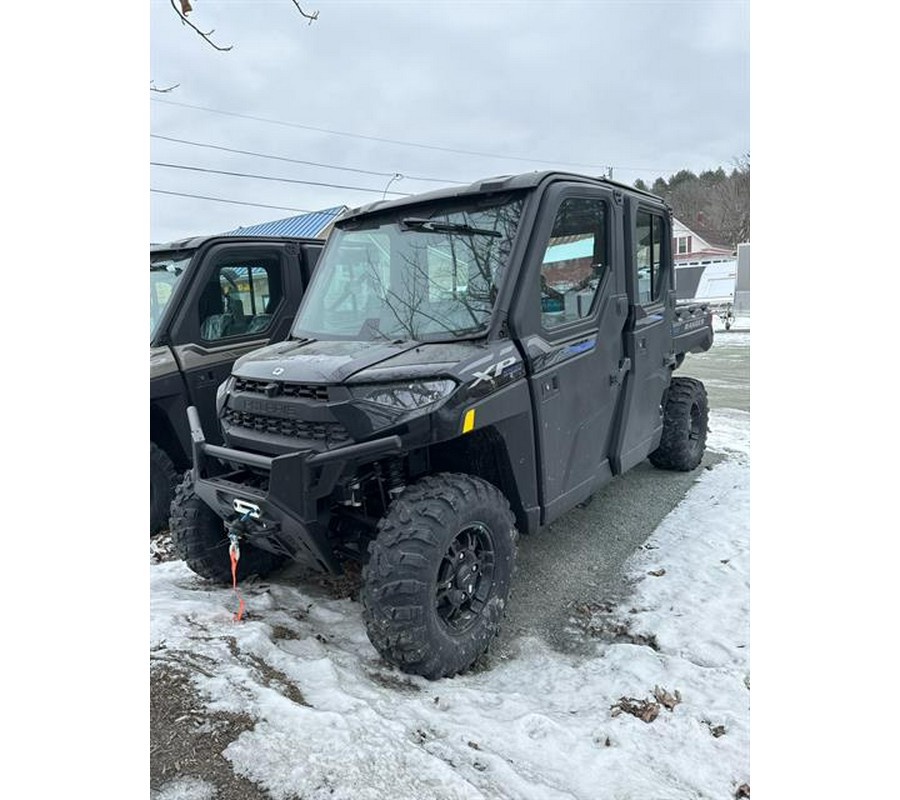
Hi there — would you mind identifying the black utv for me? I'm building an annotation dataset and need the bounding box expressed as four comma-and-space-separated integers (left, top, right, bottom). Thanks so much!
171, 171, 714, 679
150, 235, 323, 533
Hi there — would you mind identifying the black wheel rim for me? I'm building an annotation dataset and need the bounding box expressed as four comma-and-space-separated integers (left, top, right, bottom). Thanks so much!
435, 522, 496, 633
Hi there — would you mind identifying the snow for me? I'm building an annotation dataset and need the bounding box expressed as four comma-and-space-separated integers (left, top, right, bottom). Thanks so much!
154, 777, 217, 800
151, 401, 750, 799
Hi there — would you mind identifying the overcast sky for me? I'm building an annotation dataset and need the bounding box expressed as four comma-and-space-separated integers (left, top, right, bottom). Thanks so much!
150, 0, 749, 243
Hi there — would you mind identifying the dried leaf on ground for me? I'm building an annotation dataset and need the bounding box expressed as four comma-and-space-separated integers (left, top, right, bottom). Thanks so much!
610, 697, 660, 723
735, 783, 750, 798
652, 686, 682, 711
648, 568, 666, 577
570, 602, 660, 650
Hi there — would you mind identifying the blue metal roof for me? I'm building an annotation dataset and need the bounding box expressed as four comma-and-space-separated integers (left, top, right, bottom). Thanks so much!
227, 206, 347, 239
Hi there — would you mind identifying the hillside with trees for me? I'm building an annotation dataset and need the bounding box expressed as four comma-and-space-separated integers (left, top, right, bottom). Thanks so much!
634, 156, 749, 249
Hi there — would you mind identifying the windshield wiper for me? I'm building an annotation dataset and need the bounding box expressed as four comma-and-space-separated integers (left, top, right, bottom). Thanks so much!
401, 217, 501, 238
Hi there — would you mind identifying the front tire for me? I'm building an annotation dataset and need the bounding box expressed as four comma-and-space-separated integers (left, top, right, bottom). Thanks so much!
169, 472, 286, 583
150, 442, 179, 535
361, 473, 518, 679
649, 377, 709, 471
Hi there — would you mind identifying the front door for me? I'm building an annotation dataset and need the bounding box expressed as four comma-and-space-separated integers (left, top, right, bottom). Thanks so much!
169, 243, 301, 442
520, 190, 629, 523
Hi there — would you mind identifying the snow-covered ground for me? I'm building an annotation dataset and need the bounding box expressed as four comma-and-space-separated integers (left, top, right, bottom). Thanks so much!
151, 404, 750, 800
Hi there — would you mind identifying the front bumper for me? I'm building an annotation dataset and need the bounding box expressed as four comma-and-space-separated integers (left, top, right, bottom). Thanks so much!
187, 405, 401, 572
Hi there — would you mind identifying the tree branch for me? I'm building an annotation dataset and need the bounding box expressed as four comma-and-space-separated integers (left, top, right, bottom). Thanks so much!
290, 1, 320, 24
150, 80, 180, 93
169, 0, 233, 52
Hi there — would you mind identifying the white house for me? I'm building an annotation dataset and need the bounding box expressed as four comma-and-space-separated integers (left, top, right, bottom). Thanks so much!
671, 218, 739, 306
672, 219, 735, 265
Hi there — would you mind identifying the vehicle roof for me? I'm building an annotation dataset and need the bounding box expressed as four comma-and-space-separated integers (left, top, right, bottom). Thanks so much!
340, 170, 666, 222
149, 234, 324, 254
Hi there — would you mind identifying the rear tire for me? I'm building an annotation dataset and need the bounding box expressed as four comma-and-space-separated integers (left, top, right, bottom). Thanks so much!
361, 473, 518, 680
649, 377, 709, 471
150, 442, 179, 535
169, 472, 286, 583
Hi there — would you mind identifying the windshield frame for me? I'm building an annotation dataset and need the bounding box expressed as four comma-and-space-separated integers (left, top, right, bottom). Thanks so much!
291, 192, 528, 344
150, 249, 196, 344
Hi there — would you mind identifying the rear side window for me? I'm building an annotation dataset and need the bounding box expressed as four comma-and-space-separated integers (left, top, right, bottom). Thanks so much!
539, 198, 608, 329
635, 211, 666, 305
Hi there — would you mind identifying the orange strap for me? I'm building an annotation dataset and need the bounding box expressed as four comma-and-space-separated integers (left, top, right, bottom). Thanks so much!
229, 541, 245, 622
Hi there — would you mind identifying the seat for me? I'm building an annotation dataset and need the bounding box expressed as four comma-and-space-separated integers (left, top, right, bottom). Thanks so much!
246, 294, 281, 336
246, 314, 272, 335
201, 312, 227, 340
201, 295, 247, 340
223, 295, 247, 336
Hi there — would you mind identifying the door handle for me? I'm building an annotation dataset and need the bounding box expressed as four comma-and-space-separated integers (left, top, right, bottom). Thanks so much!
541, 374, 560, 400
610, 358, 631, 386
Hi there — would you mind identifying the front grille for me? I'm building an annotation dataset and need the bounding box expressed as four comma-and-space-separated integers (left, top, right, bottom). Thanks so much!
234, 378, 328, 401
223, 408, 350, 446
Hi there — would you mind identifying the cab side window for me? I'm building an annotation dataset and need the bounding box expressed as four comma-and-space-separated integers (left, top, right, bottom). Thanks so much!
539, 198, 608, 330
199, 255, 282, 341
635, 211, 666, 305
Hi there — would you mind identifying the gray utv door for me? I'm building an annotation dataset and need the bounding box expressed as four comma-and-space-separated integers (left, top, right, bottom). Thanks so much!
170, 243, 306, 442
521, 190, 629, 524
610, 204, 676, 474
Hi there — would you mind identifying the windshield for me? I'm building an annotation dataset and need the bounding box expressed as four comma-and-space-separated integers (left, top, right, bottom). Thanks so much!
150, 252, 192, 339
292, 196, 524, 342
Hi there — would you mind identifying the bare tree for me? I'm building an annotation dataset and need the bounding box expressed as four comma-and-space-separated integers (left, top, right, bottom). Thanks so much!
643, 156, 750, 248
167, 0, 319, 52
712, 155, 750, 245
154, 1, 320, 91
669, 178, 708, 231
150, 80, 180, 94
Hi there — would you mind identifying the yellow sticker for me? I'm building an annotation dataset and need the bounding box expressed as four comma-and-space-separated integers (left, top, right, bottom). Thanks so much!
462, 408, 476, 433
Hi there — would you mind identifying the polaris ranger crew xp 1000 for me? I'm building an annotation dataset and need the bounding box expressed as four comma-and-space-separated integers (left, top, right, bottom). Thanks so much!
171, 172, 714, 679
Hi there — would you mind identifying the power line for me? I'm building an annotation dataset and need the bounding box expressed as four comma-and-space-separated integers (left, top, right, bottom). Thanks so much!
151, 133, 468, 185
151, 188, 312, 213
149, 99, 726, 177
150, 161, 413, 195
150, 96, 617, 171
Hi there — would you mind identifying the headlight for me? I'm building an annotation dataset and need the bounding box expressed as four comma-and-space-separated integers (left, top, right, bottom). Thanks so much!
216, 376, 236, 415
349, 379, 456, 411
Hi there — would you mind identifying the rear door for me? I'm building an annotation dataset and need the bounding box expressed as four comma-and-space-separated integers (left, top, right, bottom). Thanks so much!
516, 186, 630, 523
168, 241, 311, 442
610, 202, 676, 473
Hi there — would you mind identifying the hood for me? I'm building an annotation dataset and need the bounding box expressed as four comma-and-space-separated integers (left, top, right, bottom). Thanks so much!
232, 338, 493, 385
